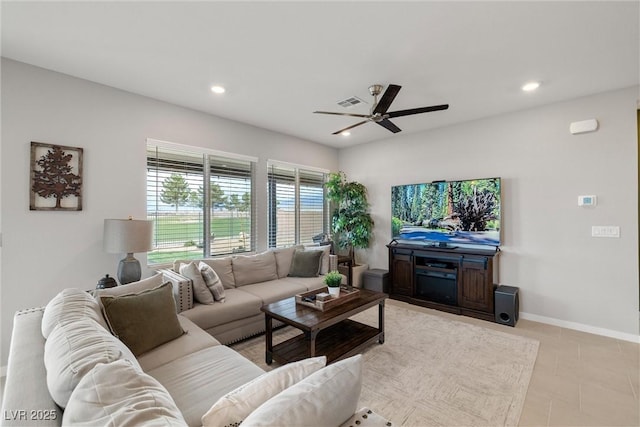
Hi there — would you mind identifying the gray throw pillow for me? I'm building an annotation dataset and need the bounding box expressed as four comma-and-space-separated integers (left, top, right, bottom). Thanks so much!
100, 282, 185, 356
288, 249, 323, 278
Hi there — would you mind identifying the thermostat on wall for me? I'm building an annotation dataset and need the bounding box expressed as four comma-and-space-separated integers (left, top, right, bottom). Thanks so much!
578, 195, 597, 206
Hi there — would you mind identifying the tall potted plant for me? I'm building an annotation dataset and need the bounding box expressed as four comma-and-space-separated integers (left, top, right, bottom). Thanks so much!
325, 172, 374, 285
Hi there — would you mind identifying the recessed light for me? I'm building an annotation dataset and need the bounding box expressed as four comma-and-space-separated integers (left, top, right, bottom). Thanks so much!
522, 81, 541, 92
341, 131, 351, 136
211, 85, 226, 94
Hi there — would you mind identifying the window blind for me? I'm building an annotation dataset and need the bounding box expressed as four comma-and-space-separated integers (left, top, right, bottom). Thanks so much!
147, 144, 255, 265
267, 163, 327, 248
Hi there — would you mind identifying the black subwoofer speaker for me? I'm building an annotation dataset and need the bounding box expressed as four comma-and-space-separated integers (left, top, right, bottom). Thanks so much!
495, 285, 519, 327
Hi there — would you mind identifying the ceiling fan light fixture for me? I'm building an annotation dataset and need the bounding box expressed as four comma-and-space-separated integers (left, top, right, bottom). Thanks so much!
211, 85, 226, 94
522, 81, 541, 92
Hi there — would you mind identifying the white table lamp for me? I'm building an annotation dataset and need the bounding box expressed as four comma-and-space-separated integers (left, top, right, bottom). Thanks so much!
104, 218, 153, 284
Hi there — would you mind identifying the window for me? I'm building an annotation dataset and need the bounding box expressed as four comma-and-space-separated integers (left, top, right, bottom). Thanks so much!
147, 140, 256, 265
267, 162, 327, 248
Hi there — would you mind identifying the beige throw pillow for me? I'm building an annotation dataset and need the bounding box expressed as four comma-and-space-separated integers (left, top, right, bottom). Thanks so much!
44, 319, 141, 408
202, 356, 326, 427
42, 288, 109, 339
100, 282, 185, 356
63, 359, 188, 426
241, 355, 363, 427
199, 262, 225, 302
180, 261, 215, 305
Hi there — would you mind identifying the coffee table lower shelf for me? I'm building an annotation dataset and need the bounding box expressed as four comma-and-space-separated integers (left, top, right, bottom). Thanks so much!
269, 319, 382, 365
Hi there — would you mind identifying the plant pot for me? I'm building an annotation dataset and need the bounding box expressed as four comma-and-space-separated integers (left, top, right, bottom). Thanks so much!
338, 263, 369, 288
327, 286, 340, 297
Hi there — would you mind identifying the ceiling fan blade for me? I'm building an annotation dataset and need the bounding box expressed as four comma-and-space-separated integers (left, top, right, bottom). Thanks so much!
331, 120, 370, 135
314, 111, 370, 118
372, 84, 402, 115
377, 119, 402, 133
387, 104, 449, 118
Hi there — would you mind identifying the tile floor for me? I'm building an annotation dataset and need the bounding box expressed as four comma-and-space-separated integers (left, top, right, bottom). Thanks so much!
0, 301, 638, 426
391, 300, 640, 427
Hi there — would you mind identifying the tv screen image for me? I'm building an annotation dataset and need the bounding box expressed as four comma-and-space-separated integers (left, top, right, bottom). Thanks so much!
391, 177, 501, 247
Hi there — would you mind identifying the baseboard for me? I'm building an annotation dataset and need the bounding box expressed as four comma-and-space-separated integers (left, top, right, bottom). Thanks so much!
520, 312, 640, 343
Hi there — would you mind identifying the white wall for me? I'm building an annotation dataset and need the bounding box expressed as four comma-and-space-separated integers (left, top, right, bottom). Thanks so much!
340, 87, 639, 339
0, 59, 338, 365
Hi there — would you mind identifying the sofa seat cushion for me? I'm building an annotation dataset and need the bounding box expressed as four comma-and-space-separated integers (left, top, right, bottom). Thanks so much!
137, 315, 221, 372
148, 345, 265, 427
238, 280, 308, 305
279, 276, 327, 292
232, 251, 278, 286
180, 288, 262, 331
63, 359, 187, 426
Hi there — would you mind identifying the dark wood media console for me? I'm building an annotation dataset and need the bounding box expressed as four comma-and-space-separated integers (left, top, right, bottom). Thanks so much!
387, 242, 499, 322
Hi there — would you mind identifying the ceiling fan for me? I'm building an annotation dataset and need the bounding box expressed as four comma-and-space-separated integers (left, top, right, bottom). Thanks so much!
314, 84, 449, 135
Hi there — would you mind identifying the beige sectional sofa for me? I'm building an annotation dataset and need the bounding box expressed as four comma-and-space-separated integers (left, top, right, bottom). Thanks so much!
1, 245, 392, 426
160, 244, 338, 344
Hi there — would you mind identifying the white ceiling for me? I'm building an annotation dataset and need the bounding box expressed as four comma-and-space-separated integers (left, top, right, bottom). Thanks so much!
2, 1, 638, 148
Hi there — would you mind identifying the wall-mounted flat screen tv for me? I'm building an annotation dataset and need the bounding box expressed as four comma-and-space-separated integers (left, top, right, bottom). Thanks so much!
391, 177, 501, 247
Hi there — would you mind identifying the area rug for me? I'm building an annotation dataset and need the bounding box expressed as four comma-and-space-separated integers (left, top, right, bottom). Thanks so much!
231, 302, 539, 427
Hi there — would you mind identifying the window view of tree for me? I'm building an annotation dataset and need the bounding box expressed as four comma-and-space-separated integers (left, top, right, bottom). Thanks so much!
161, 174, 190, 213
147, 146, 254, 265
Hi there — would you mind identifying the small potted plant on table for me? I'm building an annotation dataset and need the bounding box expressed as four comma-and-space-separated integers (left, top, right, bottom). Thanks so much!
324, 271, 343, 297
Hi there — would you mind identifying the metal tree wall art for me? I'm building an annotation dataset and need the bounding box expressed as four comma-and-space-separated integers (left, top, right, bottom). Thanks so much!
30, 142, 83, 211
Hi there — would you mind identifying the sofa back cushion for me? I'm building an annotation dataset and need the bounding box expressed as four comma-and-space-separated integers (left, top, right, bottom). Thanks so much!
271, 245, 304, 278
63, 359, 187, 426
100, 282, 185, 356
94, 273, 164, 306
44, 318, 141, 408
232, 251, 278, 286
178, 256, 236, 289
42, 288, 109, 339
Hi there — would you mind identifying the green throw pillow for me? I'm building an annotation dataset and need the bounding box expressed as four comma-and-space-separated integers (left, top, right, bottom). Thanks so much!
288, 250, 323, 278
100, 282, 184, 356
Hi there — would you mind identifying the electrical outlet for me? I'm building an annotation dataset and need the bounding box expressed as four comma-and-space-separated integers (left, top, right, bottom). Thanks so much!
591, 226, 620, 238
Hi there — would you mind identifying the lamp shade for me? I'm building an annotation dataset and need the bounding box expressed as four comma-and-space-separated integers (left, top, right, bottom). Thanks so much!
103, 219, 153, 254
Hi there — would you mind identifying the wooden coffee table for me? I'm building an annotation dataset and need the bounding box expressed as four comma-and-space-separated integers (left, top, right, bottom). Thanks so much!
261, 288, 387, 365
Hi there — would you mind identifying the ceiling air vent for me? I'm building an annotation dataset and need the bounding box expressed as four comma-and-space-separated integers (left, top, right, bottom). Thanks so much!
337, 96, 367, 109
